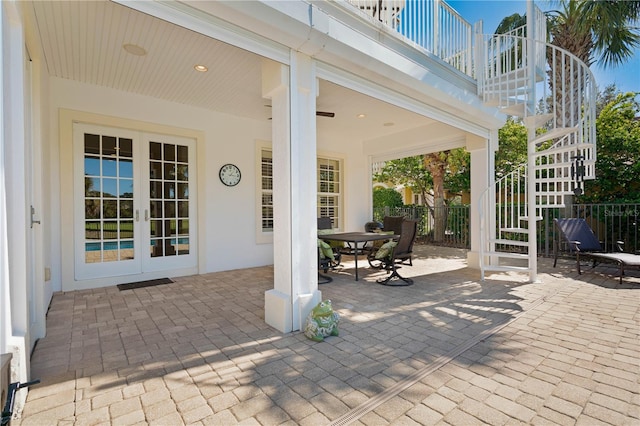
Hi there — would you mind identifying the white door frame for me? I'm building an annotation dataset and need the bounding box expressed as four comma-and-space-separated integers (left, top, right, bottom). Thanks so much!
59, 110, 205, 291
73, 123, 198, 281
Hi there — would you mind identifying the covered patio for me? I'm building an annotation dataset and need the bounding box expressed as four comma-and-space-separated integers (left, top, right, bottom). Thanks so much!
17, 246, 640, 425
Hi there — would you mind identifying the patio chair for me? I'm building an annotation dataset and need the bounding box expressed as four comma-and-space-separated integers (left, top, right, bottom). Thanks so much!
317, 217, 342, 269
553, 218, 640, 283
376, 219, 418, 286
367, 215, 407, 268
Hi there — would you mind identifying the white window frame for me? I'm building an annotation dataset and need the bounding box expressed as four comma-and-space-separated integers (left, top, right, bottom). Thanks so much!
255, 141, 343, 243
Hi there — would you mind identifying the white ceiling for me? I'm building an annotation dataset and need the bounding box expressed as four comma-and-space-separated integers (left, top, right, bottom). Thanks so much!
29, 0, 438, 143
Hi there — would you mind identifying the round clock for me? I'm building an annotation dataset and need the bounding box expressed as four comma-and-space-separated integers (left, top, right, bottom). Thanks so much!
219, 163, 241, 187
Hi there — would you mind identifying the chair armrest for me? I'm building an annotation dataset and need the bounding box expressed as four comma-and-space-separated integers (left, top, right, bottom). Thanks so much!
569, 240, 582, 252
616, 240, 625, 252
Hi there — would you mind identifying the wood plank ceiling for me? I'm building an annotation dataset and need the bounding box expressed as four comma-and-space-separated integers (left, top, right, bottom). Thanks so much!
29, 0, 436, 142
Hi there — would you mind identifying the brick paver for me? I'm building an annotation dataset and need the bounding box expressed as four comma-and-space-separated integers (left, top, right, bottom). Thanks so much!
13, 245, 640, 425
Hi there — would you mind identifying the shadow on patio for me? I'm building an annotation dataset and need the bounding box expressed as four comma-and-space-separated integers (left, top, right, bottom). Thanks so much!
17, 245, 640, 425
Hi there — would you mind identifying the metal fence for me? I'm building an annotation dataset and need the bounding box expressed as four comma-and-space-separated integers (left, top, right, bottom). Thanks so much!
373, 205, 471, 248
373, 203, 640, 256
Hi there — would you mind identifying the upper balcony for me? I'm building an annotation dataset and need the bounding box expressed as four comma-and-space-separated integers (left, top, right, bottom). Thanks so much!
344, 0, 478, 78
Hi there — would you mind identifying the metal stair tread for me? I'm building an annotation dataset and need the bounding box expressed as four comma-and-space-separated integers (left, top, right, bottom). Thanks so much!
482, 265, 531, 272
488, 238, 529, 247
532, 142, 595, 159
519, 216, 543, 221
500, 227, 528, 233
483, 251, 530, 259
524, 113, 554, 128
531, 126, 578, 145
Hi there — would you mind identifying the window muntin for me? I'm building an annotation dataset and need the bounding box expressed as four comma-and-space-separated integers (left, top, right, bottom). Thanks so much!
259, 149, 342, 233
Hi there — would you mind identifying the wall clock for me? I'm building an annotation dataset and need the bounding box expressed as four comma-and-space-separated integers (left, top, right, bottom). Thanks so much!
219, 163, 241, 187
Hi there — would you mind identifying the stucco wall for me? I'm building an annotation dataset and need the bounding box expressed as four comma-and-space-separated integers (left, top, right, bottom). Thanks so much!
48, 77, 370, 290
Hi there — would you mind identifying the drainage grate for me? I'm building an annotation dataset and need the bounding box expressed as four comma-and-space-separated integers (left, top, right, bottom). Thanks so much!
329, 294, 551, 426
117, 278, 174, 291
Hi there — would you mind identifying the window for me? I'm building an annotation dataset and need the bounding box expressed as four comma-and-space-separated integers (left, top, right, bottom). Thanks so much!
258, 145, 342, 236
260, 149, 274, 232
317, 158, 341, 227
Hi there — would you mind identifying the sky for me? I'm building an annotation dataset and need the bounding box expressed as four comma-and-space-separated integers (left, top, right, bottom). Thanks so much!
447, 0, 640, 95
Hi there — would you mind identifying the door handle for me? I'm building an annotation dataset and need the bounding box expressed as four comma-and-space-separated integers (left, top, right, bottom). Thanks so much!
135, 210, 140, 222
145, 210, 149, 221
30, 206, 41, 228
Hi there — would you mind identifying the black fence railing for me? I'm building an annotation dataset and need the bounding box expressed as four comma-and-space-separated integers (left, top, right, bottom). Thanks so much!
373, 203, 640, 256
373, 205, 471, 248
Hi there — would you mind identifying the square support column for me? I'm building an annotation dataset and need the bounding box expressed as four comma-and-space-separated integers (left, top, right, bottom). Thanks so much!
466, 132, 495, 269
262, 53, 321, 333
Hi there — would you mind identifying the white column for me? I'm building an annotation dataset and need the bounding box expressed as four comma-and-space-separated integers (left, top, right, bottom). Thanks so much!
526, 0, 538, 283
466, 132, 494, 269
262, 53, 321, 333
1, 0, 32, 406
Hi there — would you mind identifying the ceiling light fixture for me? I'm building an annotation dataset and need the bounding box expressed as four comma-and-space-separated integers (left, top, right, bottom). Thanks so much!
357, 114, 366, 119
122, 43, 147, 56
383, 122, 395, 127
194, 64, 208, 72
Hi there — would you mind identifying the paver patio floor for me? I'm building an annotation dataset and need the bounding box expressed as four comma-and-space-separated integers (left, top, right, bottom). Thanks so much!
16, 245, 640, 425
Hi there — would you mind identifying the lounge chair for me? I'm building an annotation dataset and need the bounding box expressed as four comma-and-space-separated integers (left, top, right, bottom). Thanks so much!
553, 218, 640, 284
376, 219, 418, 286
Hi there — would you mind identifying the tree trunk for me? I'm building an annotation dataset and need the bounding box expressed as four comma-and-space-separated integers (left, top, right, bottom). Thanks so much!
424, 153, 448, 242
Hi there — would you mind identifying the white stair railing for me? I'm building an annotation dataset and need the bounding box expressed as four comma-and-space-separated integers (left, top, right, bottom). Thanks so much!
478, 4, 596, 280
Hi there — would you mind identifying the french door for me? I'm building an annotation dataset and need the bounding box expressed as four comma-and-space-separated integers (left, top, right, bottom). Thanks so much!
74, 124, 197, 280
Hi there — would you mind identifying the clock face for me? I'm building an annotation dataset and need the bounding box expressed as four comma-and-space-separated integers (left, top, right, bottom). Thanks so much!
219, 164, 241, 187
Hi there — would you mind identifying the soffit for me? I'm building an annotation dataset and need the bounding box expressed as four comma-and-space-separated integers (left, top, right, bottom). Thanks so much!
29, 0, 470, 143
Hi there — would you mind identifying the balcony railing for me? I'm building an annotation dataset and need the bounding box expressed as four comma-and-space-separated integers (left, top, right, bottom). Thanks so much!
347, 0, 475, 77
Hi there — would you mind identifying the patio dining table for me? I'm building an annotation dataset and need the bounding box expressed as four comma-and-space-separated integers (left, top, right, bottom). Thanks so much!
318, 232, 397, 281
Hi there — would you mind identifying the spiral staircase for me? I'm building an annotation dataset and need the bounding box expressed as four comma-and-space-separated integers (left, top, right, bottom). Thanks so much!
477, 4, 597, 281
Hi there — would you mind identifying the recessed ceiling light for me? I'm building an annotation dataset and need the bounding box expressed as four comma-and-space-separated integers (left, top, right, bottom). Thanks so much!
123, 43, 147, 56
383, 122, 395, 127
357, 114, 366, 119
194, 64, 208, 72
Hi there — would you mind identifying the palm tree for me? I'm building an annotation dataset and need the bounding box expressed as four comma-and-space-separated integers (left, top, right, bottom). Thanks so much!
495, 1, 640, 67
547, 0, 640, 125
495, 1, 640, 125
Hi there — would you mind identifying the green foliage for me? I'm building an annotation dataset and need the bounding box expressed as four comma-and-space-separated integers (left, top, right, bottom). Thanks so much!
579, 92, 640, 203
444, 148, 470, 195
372, 187, 404, 208
373, 156, 432, 205
495, 117, 528, 179
373, 148, 473, 207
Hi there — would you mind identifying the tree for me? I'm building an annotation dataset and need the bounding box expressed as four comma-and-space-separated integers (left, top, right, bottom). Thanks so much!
497, 1, 640, 68
495, 118, 528, 179
495, 1, 640, 124
423, 152, 449, 242
373, 156, 431, 207
596, 83, 622, 116
547, 1, 639, 125
372, 187, 404, 208
579, 92, 640, 203
373, 148, 472, 243
444, 148, 471, 198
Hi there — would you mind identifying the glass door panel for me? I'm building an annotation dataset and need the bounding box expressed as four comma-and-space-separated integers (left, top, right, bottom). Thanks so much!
75, 124, 197, 280
83, 133, 135, 264
148, 141, 190, 258
143, 134, 195, 273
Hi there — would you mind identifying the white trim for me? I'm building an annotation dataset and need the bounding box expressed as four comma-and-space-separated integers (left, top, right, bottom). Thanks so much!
114, 0, 290, 65
255, 140, 273, 245
316, 63, 497, 139
255, 142, 346, 238
59, 109, 204, 290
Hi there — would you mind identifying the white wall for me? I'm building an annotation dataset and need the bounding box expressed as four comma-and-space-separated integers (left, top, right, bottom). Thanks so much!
50, 78, 276, 289
48, 77, 372, 290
